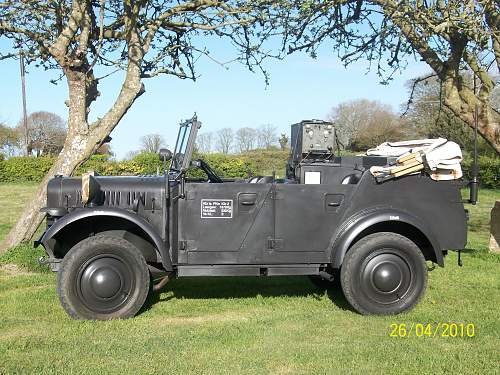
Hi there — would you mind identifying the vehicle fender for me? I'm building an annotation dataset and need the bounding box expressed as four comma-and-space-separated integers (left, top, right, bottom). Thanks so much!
38, 207, 172, 271
331, 208, 443, 267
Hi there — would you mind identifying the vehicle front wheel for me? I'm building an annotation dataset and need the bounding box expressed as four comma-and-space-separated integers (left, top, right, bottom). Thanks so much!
57, 235, 150, 320
340, 232, 427, 315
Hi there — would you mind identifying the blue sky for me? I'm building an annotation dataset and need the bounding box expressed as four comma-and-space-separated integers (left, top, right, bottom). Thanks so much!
0, 41, 431, 159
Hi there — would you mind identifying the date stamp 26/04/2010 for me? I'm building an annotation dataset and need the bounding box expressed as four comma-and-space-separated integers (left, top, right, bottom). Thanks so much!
389, 323, 475, 338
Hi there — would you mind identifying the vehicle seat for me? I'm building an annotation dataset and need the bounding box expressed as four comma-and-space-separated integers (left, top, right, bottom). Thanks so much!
341, 172, 362, 185
248, 176, 274, 183
248, 176, 262, 183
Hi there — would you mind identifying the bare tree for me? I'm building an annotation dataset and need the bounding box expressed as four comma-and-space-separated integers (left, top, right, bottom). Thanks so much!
16, 111, 66, 156
124, 150, 140, 160
140, 134, 165, 154
0, 1, 289, 251
284, 1, 500, 153
216, 128, 234, 154
329, 99, 406, 151
196, 132, 213, 154
329, 99, 395, 148
350, 106, 406, 151
236, 127, 258, 153
258, 124, 277, 149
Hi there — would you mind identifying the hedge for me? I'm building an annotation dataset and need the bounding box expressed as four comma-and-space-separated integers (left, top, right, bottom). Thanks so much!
0, 151, 497, 188
188, 153, 258, 179
461, 156, 499, 189
0, 156, 54, 182
0, 152, 261, 182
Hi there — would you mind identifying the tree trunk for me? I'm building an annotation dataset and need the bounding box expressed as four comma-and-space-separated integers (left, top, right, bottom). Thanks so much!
0, 133, 98, 251
0, 40, 145, 253
443, 79, 500, 153
490, 201, 500, 253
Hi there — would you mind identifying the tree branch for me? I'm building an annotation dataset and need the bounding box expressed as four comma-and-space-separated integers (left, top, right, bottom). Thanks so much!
401, 73, 437, 116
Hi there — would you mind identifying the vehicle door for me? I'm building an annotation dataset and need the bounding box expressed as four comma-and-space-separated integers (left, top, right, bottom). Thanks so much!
177, 182, 273, 265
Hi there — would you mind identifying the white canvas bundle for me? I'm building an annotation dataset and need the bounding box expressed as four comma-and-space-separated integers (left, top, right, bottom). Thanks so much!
368, 138, 463, 181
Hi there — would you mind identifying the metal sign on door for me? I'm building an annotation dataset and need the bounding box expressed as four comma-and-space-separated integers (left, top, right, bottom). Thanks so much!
201, 199, 233, 218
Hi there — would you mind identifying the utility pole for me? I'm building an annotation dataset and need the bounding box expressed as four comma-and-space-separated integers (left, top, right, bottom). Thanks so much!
19, 50, 29, 156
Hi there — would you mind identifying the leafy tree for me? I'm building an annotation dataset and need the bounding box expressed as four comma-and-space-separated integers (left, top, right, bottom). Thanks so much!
0, 123, 20, 157
284, 0, 500, 153
278, 133, 289, 151
0, 0, 289, 250
95, 143, 113, 156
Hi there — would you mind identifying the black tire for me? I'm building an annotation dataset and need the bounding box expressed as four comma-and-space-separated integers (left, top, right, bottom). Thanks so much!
340, 232, 427, 315
57, 235, 150, 320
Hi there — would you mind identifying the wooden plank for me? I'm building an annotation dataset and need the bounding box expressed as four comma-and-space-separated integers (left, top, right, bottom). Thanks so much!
392, 164, 424, 177
390, 159, 423, 173
397, 152, 419, 163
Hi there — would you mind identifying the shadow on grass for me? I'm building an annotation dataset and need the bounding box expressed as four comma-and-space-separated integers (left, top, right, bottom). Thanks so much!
139, 276, 355, 315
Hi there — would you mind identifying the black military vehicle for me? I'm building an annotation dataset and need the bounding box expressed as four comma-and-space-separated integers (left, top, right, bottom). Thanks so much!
35, 115, 469, 319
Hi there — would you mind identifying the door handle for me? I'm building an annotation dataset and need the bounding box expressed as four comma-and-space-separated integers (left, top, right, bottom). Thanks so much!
241, 201, 255, 206
328, 202, 340, 207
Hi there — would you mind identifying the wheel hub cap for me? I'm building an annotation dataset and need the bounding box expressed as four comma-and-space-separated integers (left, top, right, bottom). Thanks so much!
372, 262, 402, 293
361, 251, 412, 304
77, 255, 133, 313
88, 267, 122, 298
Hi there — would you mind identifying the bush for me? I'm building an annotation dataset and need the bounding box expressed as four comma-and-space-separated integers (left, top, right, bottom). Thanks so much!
188, 153, 258, 179
77, 154, 118, 175
0, 156, 55, 182
128, 152, 162, 175
462, 155, 499, 189
239, 149, 289, 177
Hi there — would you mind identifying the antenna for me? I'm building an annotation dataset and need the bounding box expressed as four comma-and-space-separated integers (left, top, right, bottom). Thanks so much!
19, 49, 29, 156
469, 75, 479, 205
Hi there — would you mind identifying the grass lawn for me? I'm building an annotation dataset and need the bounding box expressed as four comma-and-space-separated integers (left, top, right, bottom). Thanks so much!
0, 183, 499, 374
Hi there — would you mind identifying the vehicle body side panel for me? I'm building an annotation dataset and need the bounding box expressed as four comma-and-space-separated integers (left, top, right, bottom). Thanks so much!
328, 172, 466, 266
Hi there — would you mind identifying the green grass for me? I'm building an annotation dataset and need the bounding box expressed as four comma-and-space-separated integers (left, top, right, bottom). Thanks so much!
0, 183, 38, 240
0, 184, 499, 374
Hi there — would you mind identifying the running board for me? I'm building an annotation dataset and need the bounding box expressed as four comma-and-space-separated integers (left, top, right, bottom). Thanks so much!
177, 264, 321, 277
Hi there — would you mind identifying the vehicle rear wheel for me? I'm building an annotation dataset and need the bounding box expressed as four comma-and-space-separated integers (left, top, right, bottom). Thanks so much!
340, 232, 427, 315
57, 235, 150, 320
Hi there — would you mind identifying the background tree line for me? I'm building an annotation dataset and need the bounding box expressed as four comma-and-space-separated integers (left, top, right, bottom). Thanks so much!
4, 71, 499, 160
330, 75, 500, 156
196, 124, 289, 154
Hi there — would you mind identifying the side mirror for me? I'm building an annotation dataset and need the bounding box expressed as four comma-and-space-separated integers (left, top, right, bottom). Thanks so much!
159, 148, 172, 162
